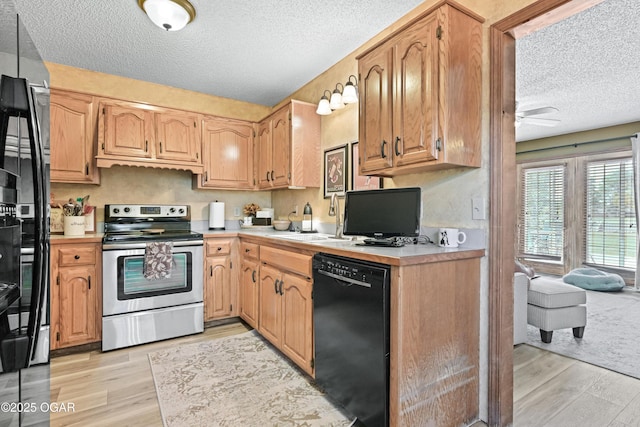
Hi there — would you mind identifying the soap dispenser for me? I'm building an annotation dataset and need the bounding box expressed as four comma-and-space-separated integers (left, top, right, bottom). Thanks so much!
302, 202, 313, 232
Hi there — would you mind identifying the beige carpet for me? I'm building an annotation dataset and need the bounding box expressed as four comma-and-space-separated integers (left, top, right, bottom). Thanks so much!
148, 330, 352, 427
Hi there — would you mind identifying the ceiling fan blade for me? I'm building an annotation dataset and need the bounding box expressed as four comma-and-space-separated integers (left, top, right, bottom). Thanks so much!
520, 116, 561, 127
518, 106, 559, 117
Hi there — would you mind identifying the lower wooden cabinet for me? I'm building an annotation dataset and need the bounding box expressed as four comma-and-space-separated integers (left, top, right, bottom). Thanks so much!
239, 242, 260, 328
256, 244, 314, 376
204, 238, 237, 321
50, 241, 102, 349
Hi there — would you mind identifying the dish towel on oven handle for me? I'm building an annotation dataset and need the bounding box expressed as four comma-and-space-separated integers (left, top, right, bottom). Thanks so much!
144, 242, 174, 280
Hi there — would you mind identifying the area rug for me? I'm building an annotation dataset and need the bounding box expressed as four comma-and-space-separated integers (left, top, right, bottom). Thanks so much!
526, 287, 640, 379
148, 330, 352, 427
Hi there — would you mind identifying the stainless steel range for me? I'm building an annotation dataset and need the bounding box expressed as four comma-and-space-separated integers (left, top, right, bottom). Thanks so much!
101, 204, 204, 351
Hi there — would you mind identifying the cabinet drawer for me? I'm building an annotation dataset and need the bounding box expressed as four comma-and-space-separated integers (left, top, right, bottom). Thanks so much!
57, 245, 97, 267
206, 239, 232, 256
240, 242, 259, 260
261, 246, 312, 278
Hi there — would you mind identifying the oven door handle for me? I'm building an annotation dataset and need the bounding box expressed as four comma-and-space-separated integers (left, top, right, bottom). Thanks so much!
102, 240, 204, 250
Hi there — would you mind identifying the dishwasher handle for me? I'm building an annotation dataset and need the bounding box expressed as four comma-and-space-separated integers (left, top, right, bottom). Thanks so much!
315, 269, 372, 288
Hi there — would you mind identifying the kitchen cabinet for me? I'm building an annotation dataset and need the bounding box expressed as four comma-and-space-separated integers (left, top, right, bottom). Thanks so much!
358, 2, 483, 176
196, 117, 255, 190
50, 241, 101, 349
239, 242, 259, 328
96, 100, 204, 174
257, 245, 314, 376
49, 89, 100, 184
257, 100, 320, 189
203, 238, 237, 321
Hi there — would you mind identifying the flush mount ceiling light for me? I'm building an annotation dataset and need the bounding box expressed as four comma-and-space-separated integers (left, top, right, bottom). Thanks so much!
138, 0, 196, 31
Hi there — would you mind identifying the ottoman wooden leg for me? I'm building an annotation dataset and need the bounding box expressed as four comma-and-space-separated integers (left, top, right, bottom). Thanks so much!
573, 326, 585, 338
540, 329, 553, 343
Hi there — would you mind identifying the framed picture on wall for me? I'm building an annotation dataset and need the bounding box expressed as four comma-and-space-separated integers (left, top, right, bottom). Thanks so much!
324, 144, 348, 198
350, 142, 382, 191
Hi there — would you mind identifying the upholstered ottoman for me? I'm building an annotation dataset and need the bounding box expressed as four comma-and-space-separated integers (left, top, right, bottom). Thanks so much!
527, 277, 587, 343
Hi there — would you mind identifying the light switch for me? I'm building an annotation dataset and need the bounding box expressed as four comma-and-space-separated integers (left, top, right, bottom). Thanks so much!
472, 197, 485, 220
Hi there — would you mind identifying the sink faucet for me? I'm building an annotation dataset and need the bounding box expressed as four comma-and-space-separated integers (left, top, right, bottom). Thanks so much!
328, 193, 343, 239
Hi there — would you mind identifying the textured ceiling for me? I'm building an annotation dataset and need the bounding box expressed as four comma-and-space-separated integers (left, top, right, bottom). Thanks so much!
516, 0, 640, 142
10, 0, 424, 106
5, 0, 640, 142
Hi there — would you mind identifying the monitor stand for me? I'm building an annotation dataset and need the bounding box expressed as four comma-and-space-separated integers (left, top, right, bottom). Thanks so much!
356, 237, 404, 247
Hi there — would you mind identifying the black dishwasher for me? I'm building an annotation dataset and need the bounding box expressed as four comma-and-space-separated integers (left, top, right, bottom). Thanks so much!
313, 253, 390, 427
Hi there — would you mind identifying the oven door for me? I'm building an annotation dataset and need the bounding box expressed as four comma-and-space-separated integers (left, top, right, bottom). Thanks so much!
102, 241, 203, 316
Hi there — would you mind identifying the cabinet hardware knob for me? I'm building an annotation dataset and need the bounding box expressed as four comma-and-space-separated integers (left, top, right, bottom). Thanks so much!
270, 170, 274, 181
217, 247, 222, 251
88, 276, 91, 289
85, 162, 89, 176
395, 136, 401, 156
381, 140, 387, 158
274, 279, 279, 294
74, 255, 80, 260
204, 171, 208, 182
252, 270, 256, 283
145, 140, 148, 151
245, 248, 250, 253
278, 280, 284, 295
266, 171, 271, 182
159, 142, 163, 153
210, 265, 213, 276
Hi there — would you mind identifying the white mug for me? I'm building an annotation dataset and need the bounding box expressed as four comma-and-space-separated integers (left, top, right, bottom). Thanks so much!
438, 228, 466, 248
243, 216, 253, 226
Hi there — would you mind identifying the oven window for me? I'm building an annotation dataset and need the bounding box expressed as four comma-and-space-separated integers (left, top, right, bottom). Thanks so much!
117, 252, 192, 300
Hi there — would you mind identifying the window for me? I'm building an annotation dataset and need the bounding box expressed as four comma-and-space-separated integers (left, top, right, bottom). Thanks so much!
518, 151, 636, 282
520, 165, 565, 260
585, 158, 636, 269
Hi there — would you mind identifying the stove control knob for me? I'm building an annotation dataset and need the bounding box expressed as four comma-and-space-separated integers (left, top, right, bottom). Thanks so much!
179, 208, 185, 214
113, 208, 120, 214
170, 207, 176, 214
124, 207, 130, 213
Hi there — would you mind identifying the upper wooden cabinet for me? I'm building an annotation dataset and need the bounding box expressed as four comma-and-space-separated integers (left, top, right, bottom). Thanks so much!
49, 89, 100, 184
358, 2, 483, 176
96, 100, 203, 174
257, 100, 320, 190
196, 116, 255, 190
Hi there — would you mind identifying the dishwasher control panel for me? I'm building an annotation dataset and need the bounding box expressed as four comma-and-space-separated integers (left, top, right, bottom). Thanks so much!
313, 253, 388, 287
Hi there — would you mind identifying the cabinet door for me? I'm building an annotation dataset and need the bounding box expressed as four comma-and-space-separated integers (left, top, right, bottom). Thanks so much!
256, 120, 272, 189
201, 118, 254, 189
280, 273, 314, 376
270, 107, 290, 188
393, 15, 439, 167
359, 46, 393, 174
155, 111, 201, 162
102, 103, 153, 158
204, 256, 232, 320
239, 258, 259, 329
49, 90, 98, 183
258, 264, 282, 346
57, 265, 98, 348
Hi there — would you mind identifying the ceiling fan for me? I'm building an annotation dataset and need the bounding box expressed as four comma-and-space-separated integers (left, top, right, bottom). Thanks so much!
515, 104, 560, 128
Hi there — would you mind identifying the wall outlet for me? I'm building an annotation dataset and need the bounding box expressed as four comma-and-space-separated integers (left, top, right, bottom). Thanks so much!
233, 206, 241, 217
472, 197, 485, 220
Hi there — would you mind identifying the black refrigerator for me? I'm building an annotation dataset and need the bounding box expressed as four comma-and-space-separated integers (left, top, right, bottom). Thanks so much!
0, 5, 51, 426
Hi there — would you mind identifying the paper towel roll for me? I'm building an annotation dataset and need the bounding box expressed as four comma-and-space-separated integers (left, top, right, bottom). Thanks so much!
209, 202, 225, 230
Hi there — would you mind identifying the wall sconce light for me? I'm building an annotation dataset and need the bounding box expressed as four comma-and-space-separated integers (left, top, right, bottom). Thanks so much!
342, 75, 358, 104
329, 83, 345, 110
138, 0, 196, 31
316, 90, 333, 115
316, 76, 358, 116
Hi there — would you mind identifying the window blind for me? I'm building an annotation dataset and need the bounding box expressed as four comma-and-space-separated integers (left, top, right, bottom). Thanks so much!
585, 158, 637, 269
520, 165, 565, 260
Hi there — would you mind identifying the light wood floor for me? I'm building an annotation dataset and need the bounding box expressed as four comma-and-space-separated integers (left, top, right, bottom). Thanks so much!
49, 322, 640, 426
